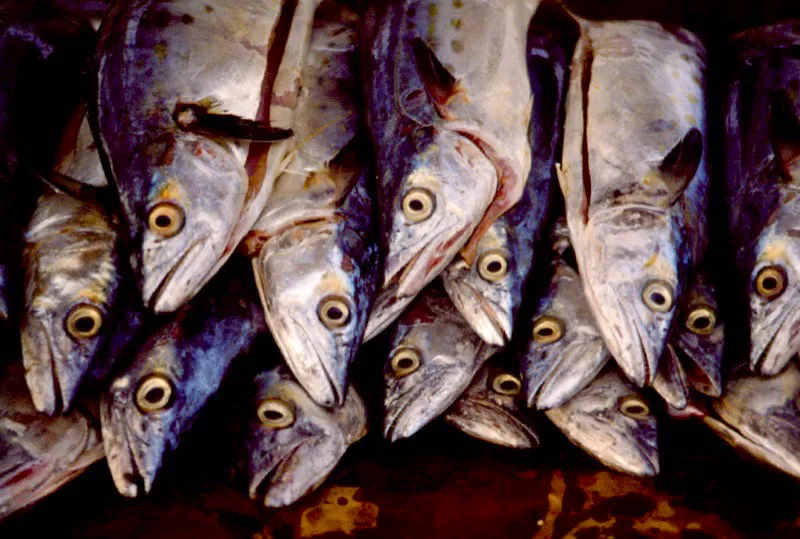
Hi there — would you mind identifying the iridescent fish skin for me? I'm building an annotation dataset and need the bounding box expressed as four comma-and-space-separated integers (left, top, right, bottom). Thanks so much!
362, 0, 538, 339
725, 24, 800, 376
245, 3, 378, 408
546, 368, 659, 477
521, 219, 609, 410
245, 364, 366, 507
95, 0, 319, 313
704, 361, 800, 480
560, 20, 709, 387
0, 362, 103, 520
101, 267, 266, 497
445, 358, 539, 449
384, 285, 497, 442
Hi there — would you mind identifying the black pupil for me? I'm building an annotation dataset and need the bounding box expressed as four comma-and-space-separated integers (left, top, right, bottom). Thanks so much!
487, 260, 503, 273
627, 404, 645, 415
693, 316, 710, 330
327, 306, 343, 320
145, 387, 164, 404
409, 198, 424, 212
500, 380, 517, 392
762, 277, 778, 290
539, 327, 553, 337
651, 292, 666, 305
75, 316, 96, 333
397, 357, 414, 370
264, 410, 284, 421
155, 214, 172, 228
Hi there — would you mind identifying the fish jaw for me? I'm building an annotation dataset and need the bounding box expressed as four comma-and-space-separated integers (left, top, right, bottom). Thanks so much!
363, 282, 415, 341
534, 339, 610, 410
445, 397, 538, 449
580, 208, 680, 386
380, 130, 498, 299
442, 258, 512, 346
253, 229, 372, 407
20, 316, 59, 415
748, 275, 800, 376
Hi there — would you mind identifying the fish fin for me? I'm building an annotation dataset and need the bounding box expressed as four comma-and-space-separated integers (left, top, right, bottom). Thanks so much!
769, 93, 800, 179
173, 102, 293, 142
30, 167, 109, 202
411, 38, 462, 114
659, 128, 703, 205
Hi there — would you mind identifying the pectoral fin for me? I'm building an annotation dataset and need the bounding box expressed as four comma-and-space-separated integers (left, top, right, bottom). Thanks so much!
659, 128, 703, 204
411, 38, 462, 113
173, 102, 293, 142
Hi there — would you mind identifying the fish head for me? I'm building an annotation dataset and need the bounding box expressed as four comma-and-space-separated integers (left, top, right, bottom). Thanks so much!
21, 197, 119, 414
582, 206, 680, 386
442, 218, 519, 346
254, 224, 375, 407
522, 261, 610, 409
381, 130, 497, 299
100, 337, 185, 497
446, 361, 539, 449
545, 369, 659, 476
705, 362, 800, 479
246, 366, 364, 507
133, 133, 248, 313
383, 288, 494, 441
747, 205, 800, 375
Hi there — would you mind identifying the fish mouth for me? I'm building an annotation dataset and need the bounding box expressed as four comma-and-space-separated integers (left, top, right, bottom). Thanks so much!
363, 281, 413, 341
100, 397, 152, 497
673, 344, 722, 398
446, 398, 539, 449
442, 270, 510, 346
142, 238, 209, 313
533, 339, 610, 410
20, 318, 60, 415
750, 297, 800, 376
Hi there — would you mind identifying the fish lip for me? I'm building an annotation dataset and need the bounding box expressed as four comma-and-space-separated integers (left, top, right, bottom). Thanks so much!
248, 439, 305, 503
101, 396, 148, 498
447, 397, 538, 449
533, 339, 610, 410
142, 237, 205, 313
20, 317, 59, 415
384, 372, 454, 442
442, 272, 509, 346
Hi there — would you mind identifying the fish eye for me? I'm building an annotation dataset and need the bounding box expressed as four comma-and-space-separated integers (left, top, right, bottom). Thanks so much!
390, 347, 421, 376
641, 281, 674, 313
65, 304, 104, 339
257, 398, 295, 429
492, 373, 522, 396
317, 295, 352, 329
619, 395, 650, 419
135, 374, 174, 414
147, 202, 185, 238
685, 305, 716, 335
755, 266, 786, 300
401, 187, 435, 222
532, 316, 563, 345
478, 250, 509, 282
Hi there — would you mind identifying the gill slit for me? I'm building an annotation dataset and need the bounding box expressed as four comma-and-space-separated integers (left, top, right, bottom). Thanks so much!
580, 39, 594, 225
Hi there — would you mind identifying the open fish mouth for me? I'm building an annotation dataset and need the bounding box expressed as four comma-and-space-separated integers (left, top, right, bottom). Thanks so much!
248, 440, 304, 502
101, 397, 150, 498
363, 281, 411, 341
442, 275, 509, 346
142, 238, 209, 313
385, 371, 462, 441
446, 398, 538, 449
533, 339, 610, 410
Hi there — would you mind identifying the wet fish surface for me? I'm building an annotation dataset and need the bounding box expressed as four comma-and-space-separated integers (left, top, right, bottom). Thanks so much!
362, 0, 538, 339
725, 23, 800, 376
559, 20, 709, 387
244, 364, 367, 507
245, 2, 378, 408
101, 263, 267, 497
95, 0, 319, 313
0, 362, 104, 520
384, 284, 498, 442
445, 356, 539, 449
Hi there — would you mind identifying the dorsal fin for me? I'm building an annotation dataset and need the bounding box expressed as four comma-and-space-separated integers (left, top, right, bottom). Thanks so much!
659, 128, 703, 204
769, 92, 800, 179
411, 37, 461, 110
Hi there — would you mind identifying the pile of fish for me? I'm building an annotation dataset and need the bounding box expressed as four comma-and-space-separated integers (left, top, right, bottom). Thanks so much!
2, 0, 800, 518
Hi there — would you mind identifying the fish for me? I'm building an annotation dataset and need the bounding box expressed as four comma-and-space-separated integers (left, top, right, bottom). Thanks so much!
244, 2, 378, 408
441, 15, 567, 346
724, 24, 800, 376
651, 343, 690, 411
383, 284, 498, 442
95, 0, 320, 313
559, 20, 710, 387
361, 0, 538, 339
445, 357, 539, 449
0, 362, 104, 520
521, 219, 610, 410
101, 264, 267, 497
545, 368, 659, 476
703, 361, 800, 480
245, 364, 366, 507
